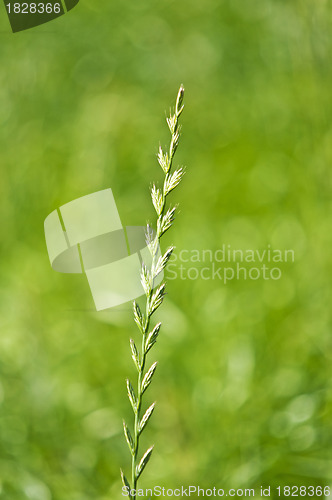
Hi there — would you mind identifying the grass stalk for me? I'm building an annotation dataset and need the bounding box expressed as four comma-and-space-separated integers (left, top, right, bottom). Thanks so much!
121, 85, 185, 499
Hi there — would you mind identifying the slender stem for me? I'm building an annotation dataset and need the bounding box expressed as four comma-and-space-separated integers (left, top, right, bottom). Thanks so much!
122, 86, 185, 499
132, 330, 146, 494
131, 289, 152, 497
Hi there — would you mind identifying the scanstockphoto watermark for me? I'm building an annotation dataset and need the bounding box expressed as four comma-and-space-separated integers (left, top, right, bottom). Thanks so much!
165, 245, 295, 283
122, 485, 255, 497
122, 485, 331, 497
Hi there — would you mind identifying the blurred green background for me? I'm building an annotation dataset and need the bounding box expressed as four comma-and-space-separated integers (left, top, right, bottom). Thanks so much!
1, 0, 332, 498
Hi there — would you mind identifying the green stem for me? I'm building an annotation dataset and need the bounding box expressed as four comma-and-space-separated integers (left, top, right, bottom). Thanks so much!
131, 112, 179, 498
124, 86, 185, 498
132, 320, 149, 498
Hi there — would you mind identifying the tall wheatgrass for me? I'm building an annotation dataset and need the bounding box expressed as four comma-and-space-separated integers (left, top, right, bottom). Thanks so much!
121, 86, 185, 499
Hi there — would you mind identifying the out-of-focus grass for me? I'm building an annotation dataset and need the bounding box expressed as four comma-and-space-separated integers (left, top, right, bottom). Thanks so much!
0, 0, 332, 498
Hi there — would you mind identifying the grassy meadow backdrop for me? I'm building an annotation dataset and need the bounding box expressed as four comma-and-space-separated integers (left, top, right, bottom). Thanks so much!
0, 0, 332, 498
